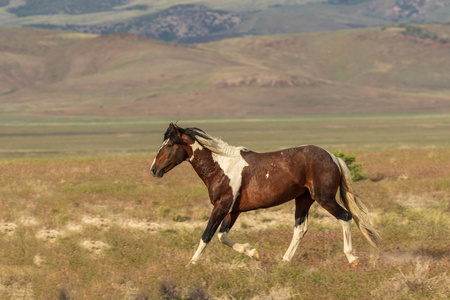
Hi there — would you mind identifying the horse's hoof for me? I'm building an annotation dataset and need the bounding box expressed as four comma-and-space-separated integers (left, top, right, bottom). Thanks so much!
252, 249, 260, 260
350, 259, 360, 268
187, 260, 197, 267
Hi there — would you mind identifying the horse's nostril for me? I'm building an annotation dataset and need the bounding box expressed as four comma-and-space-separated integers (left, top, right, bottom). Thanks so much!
151, 166, 161, 177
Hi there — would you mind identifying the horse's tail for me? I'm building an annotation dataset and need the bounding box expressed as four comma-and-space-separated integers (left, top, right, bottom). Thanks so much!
336, 157, 380, 248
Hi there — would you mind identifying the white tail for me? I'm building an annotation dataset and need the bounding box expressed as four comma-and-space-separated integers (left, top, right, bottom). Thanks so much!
336, 157, 380, 248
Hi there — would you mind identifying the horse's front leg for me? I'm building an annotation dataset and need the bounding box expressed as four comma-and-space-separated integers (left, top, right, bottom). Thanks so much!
217, 213, 260, 260
189, 201, 229, 265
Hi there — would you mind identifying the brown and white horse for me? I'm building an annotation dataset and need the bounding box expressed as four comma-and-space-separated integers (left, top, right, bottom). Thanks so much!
151, 123, 379, 265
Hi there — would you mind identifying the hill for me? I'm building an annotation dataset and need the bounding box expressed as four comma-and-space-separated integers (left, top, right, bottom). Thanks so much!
0, 24, 450, 118
0, 1, 449, 43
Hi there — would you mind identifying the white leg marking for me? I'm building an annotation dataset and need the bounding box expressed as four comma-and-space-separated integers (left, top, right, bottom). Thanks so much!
339, 219, 358, 264
283, 215, 308, 262
218, 232, 258, 258
189, 239, 208, 265
212, 153, 249, 214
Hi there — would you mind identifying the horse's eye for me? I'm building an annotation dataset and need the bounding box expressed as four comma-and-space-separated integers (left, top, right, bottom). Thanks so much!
167, 144, 173, 148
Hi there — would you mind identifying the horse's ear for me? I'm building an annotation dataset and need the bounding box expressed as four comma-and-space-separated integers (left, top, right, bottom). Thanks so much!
169, 123, 182, 137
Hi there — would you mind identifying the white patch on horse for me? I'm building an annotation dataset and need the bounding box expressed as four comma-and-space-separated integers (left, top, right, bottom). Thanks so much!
212, 152, 249, 214
266, 171, 270, 179
188, 140, 203, 162
190, 129, 248, 213
151, 139, 169, 170
326, 151, 342, 174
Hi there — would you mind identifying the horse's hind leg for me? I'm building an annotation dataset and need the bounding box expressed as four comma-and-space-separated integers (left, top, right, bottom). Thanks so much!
314, 194, 358, 264
217, 213, 260, 260
283, 193, 314, 262
339, 218, 358, 265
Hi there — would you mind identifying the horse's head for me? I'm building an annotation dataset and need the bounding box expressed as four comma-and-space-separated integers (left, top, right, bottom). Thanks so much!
150, 123, 191, 178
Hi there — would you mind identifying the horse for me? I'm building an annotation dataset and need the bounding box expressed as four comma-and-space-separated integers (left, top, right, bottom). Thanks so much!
150, 123, 379, 265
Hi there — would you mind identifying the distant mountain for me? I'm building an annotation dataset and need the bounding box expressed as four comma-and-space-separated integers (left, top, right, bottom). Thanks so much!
7, 0, 131, 16
366, 0, 450, 22
28, 4, 244, 44
1, 24, 449, 118
1, 0, 449, 43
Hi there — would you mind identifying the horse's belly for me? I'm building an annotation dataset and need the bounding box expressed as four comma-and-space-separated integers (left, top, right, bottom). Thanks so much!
238, 180, 306, 212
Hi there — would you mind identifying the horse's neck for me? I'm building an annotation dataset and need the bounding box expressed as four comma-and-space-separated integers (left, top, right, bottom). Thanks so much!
189, 148, 226, 185
189, 147, 249, 195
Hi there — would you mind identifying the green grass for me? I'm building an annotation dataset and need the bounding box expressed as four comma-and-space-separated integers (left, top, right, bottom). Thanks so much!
1, 114, 449, 158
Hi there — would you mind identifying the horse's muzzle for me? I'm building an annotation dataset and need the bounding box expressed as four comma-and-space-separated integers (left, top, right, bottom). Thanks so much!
151, 166, 165, 178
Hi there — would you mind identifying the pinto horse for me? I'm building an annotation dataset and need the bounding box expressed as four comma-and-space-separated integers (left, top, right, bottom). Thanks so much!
151, 123, 379, 265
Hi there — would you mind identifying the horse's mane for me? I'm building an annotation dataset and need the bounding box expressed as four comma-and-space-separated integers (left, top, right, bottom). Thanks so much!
165, 125, 247, 157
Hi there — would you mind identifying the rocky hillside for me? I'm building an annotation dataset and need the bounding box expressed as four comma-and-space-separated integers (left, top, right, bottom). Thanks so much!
31, 4, 243, 44
1, 0, 449, 43
367, 0, 449, 22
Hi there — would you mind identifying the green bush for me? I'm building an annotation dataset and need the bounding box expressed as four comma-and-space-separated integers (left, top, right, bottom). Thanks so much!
332, 150, 368, 182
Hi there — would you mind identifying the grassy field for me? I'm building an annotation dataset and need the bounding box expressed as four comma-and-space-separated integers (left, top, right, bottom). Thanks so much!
1, 113, 449, 157
0, 114, 449, 299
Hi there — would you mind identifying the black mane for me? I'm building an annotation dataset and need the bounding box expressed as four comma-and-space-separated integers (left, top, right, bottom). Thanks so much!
164, 124, 212, 147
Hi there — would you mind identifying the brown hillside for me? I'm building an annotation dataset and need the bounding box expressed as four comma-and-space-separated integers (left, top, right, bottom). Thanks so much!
0, 25, 449, 118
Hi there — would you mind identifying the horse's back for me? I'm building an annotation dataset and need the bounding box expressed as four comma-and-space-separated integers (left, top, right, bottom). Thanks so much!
242, 145, 336, 172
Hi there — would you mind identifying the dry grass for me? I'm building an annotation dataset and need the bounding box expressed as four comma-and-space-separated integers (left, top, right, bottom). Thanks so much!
0, 115, 449, 298
0, 146, 449, 299
372, 259, 450, 299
